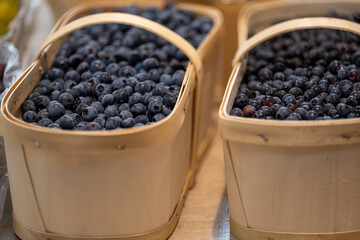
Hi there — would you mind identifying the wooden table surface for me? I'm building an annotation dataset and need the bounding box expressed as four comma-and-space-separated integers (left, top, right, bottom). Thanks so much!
0, 133, 237, 240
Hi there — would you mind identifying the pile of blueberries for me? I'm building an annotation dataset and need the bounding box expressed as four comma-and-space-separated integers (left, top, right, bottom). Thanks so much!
231, 14, 360, 120
21, 4, 213, 130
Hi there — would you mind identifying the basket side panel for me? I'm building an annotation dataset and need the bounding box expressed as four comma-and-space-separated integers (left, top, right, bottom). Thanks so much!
228, 141, 360, 233
244, 1, 360, 40
195, 34, 224, 160
169, 95, 193, 214
4, 139, 45, 231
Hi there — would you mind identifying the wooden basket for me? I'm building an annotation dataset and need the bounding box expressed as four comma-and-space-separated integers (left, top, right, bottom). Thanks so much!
237, 0, 360, 47
220, 17, 360, 240
0, 12, 204, 240
51, 0, 224, 169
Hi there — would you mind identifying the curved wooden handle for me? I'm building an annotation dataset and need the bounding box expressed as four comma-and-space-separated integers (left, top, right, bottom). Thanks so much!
233, 17, 360, 66
36, 12, 202, 75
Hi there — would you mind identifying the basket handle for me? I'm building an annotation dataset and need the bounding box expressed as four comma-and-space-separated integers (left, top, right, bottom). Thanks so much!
232, 17, 360, 66
36, 12, 202, 77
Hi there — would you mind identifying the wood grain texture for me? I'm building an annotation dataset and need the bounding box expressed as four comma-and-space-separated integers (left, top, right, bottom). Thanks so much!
0, 133, 237, 240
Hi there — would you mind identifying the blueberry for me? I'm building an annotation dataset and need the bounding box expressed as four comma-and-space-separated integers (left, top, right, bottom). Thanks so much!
85, 122, 102, 131
38, 79, 51, 88
101, 94, 114, 107
22, 100, 36, 112
97, 72, 112, 84
48, 82, 64, 92
48, 68, 64, 80
119, 110, 133, 120
152, 113, 165, 122
148, 69, 160, 81
230, 108, 243, 117
163, 93, 177, 108
69, 113, 82, 125
135, 115, 149, 125
172, 70, 185, 86
90, 60, 105, 72
94, 117, 106, 128
48, 123, 62, 129
134, 82, 151, 94
104, 105, 119, 119
64, 70, 80, 82
105, 63, 120, 75
105, 116, 122, 130
336, 103, 352, 117
243, 105, 257, 118
34, 86, 48, 95
23, 111, 39, 123
148, 100, 163, 115
258, 68, 273, 82
152, 84, 166, 97
286, 112, 302, 120
58, 93, 74, 109
305, 110, 318, 120
163, 106, 172, 116
82, 106, 98, 121
95, 83, 112, 97
112, 77, 127, 90
294, 107, 307, 119
58, 115, 76, 129
38, 118, 53, 127
160, 74, 174, 85
47, 101, 65, 120
118, 66, 136, 77
118, 103, 130, 112
131, 103, 147, 116
325, 93, 340, 105
122, 118, 136, 128
129, 92, 144, 107
143, 57, 159, 70
113, 88, 130, 104
275, 107, 291, 120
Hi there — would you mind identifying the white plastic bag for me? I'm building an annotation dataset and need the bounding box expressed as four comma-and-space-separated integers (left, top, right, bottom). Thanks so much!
0, 41, 21, 99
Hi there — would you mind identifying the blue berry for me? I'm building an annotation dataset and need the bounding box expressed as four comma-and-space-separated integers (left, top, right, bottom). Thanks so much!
131, 103, 147, 116
23, 111, 39, 123
135, 115, 149, 125
230, 108, 243, 117
336, 103, 352, 117
163, 93, 177, 108
58, 115, 76, 129
113, 88, 130, 104
122, 118, 136, 128
22, 100, 36, 112
85, 122, 102, 131
306, 110, 318, 120
276, 107, 291, 120
119, 110, 133, 120
101, 94, 114, 107
152, 113, 165, 122
104, 105, 119, 119
58, 93, 74, 108
38, 118, 53, 127
105, 116, 122, 130
47, 101, 65, 120
82, 106, 98, 121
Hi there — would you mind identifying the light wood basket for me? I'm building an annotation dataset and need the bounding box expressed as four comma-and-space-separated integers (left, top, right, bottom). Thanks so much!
220, 17, 360, 240
50, 0, 225, 185
0, 3, 221, 239
237, 0, 360, 47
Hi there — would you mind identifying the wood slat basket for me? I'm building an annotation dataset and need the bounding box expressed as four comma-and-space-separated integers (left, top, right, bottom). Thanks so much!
219, 16, 360, 240
54, 0, 224, 169
0, 1, 222, 239
237, 0, 360, 47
